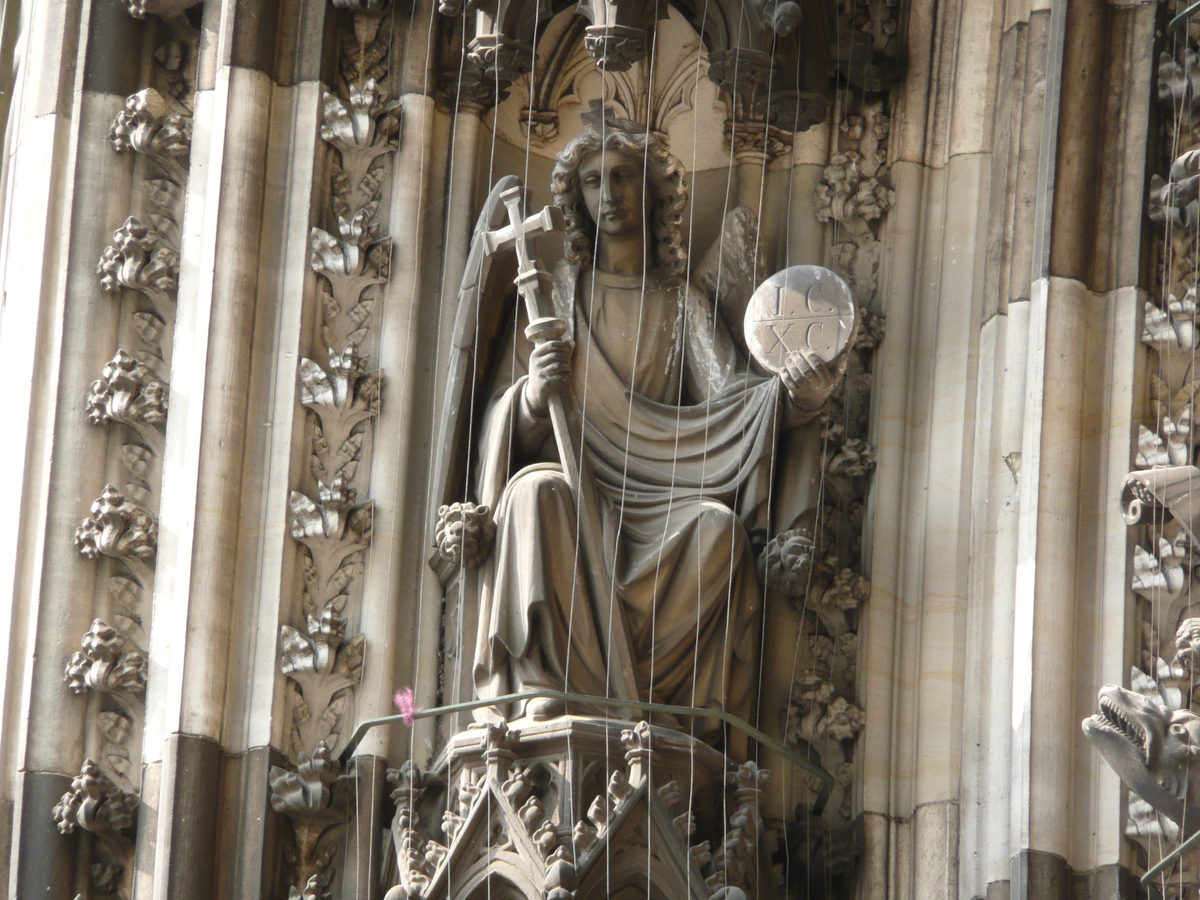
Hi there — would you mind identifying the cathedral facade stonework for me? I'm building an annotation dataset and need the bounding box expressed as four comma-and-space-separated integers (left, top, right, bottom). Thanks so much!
0, 0, 1174, 896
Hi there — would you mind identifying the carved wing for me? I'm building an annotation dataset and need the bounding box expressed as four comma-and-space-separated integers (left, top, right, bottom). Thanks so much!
428, 176, 521, 542
690, 205, 766, 358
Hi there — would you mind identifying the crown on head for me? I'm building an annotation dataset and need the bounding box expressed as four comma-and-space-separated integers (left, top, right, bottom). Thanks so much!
580, 99, 648, 136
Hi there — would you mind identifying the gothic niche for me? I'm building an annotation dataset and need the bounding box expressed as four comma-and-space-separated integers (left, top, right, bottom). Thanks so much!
407, 1, 889, 899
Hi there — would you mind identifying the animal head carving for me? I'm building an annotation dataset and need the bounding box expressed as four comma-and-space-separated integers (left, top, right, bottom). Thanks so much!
1083, 684, 1200, 831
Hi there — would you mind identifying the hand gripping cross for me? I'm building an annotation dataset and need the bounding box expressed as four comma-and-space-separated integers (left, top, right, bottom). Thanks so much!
481, 182, 640, 706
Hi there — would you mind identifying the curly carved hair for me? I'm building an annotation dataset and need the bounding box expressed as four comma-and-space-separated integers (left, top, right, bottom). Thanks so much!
550, 127, 688, 279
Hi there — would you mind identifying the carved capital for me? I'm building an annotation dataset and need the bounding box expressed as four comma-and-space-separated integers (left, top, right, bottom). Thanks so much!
64, 620, 147, 697
724, 119, 792, 160
75, 485, 157, 563
583, 25, 646, 73
467, 34, 533, 95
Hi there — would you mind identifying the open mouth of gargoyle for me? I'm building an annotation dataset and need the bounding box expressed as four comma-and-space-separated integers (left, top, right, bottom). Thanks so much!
1096, 694, 1149, 763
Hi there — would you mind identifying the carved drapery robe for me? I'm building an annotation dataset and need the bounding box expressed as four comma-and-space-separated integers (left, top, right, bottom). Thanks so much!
473, 263, 781, 721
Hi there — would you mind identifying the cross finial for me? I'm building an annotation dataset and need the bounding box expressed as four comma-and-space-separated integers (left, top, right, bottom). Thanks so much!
580, 99, 647, 136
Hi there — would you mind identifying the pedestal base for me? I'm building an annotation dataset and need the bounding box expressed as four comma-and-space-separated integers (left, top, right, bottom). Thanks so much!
385, 717, 775, 900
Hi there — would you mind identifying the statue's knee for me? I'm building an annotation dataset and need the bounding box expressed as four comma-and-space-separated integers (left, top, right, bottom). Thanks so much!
697, 501, 744, 548
508, 467, 571, 508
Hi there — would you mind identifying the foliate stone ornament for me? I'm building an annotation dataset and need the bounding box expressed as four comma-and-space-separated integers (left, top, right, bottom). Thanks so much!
786, 674, 866, 748
280, 604, 365, 756
319, 80, 401, 190
109, 89, 191, 169
300, 344, 381, 483
64, 620, 147, 696
827, 438, 877, 477
1144, 294, 1200, 354
270, 742, 352, 897
290, 472, 372, 588
815, 151, 894, 226
86, 350, 168, 459
1132, 531, 1190, 604
543, 845, 578, 900
54, 758, 137, 897
74, 485, 157, 567
708, 762, 770, 897
53, 759, 137, 837
815, 146, 895, 304
310, 227, 391, 315
96, 217, 180, 311
290, 874, 332, 900
1159, 49, 1200, 107
434, 502, 495, 568
331, 0, 389, 10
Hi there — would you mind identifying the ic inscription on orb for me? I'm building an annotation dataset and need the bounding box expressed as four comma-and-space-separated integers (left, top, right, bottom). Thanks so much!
743, 265, 856, 373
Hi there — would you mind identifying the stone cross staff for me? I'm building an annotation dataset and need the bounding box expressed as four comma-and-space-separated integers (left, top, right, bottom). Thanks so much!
481, 182, 641, 705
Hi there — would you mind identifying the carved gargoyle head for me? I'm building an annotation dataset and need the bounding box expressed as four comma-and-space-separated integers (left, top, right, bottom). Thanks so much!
1083, 684, 1200, 831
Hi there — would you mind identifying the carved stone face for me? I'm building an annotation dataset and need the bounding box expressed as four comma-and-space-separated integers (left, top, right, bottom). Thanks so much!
578, 148, 648, 239
1083, 684, 1200, 826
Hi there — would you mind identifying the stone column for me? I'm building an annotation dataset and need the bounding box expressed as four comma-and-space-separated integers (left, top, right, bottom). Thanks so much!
0, 0, 141, 896
143, 0, 285, 894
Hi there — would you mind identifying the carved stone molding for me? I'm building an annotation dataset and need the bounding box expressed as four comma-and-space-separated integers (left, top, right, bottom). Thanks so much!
275, 13, 397, 894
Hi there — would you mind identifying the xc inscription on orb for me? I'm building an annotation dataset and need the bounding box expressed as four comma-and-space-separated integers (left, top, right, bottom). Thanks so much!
743, 265, 856, 373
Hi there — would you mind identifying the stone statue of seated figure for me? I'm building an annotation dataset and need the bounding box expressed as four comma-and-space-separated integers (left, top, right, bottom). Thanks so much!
462, 110, 844, 741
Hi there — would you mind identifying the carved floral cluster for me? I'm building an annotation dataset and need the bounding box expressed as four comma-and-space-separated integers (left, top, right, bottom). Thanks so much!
74, 485, 157, 562
86, 350, 167, 429
53, 759, 137, 837
109, 88, 191, 159
270, 743, 350, 895
96, 217, 179, 296
64, 619, 147, 696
